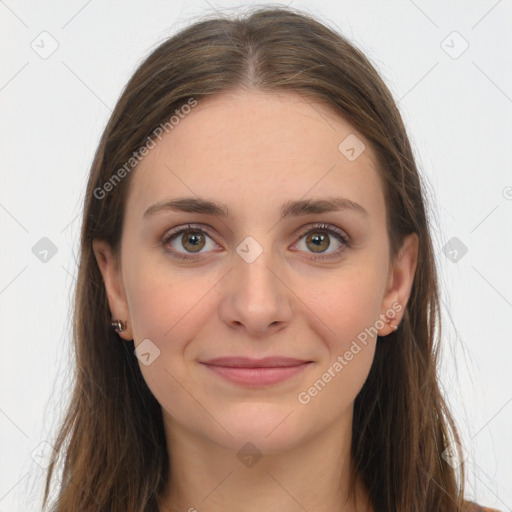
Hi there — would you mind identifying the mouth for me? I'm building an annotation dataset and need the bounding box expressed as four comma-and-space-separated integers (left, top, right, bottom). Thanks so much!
199, 357, 313, 386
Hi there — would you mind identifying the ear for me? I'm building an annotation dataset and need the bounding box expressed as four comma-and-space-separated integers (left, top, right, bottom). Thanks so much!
377, 232, 419, 336
92, 239, 133, 340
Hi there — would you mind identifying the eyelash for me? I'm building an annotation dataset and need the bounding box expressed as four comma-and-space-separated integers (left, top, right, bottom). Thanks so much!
161, 223, 350, 261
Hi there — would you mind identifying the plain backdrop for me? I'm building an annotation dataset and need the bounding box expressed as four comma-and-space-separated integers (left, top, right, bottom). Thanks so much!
0, 1, 511, 511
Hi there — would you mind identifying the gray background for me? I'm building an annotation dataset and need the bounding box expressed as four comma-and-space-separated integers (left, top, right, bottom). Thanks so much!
0, 0, 511, 510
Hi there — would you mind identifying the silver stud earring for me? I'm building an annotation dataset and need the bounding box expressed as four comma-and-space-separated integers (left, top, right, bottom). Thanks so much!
111, 320, 126, 333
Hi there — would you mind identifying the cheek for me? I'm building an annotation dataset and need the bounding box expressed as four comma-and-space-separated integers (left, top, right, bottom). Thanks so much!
295, 262, 385, 394
295, 273, 381, 419
123, 265, 221, 424
303, 265, 385, 344
124, 251, 218, 345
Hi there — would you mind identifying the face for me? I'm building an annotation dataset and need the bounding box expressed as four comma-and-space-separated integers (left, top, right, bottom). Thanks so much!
94, 89, 418, 453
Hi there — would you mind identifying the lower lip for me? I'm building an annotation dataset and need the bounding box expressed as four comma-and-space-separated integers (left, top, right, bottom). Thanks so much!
201, 363, 312, 386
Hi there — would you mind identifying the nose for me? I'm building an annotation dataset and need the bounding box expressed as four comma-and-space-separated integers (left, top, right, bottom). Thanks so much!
217, 248, 293, 337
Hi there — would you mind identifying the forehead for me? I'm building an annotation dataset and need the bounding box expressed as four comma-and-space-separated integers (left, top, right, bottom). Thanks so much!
125, 89, 385, 223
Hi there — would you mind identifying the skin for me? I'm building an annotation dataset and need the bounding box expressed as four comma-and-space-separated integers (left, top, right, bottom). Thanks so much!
93, 89, 418, 512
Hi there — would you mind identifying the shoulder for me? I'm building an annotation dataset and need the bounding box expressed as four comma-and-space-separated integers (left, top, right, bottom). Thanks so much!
464, 500, 501, 512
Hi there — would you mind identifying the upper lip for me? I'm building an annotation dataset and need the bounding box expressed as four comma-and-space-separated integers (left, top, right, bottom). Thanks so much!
201, 357, 311, 368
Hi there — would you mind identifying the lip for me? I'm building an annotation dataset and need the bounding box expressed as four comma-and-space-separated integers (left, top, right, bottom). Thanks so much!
202, 357, 311, 368
200, 357, 313, 386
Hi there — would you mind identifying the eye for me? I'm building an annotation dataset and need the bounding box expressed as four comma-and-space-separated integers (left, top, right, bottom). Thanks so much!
162, 223, 350, 261
162, 224, 219, 260
293, 223, 349, 260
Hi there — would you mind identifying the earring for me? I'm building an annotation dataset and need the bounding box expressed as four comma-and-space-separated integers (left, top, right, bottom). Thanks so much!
111, 320, 126, 333
385, 314, 399, 331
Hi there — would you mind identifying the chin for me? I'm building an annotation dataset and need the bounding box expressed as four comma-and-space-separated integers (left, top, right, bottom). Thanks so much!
209, 403, 309, 453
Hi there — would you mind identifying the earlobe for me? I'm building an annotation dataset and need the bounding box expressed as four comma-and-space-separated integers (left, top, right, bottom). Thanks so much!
378, 289, 401, 336
92, 239, 133, 340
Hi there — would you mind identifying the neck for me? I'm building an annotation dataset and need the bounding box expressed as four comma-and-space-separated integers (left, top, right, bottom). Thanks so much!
157, 408, 373, 512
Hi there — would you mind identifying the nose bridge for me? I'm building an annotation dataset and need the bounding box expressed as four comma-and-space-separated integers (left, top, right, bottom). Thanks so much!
238, 243, 279, 299
218, 233, 293, 333
235, 235, 283, 308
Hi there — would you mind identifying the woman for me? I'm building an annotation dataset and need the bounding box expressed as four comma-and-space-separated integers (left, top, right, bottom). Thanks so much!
42, 6, 501, 512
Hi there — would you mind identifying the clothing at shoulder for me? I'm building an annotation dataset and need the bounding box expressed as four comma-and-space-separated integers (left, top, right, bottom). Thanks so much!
464, 500, 501, 512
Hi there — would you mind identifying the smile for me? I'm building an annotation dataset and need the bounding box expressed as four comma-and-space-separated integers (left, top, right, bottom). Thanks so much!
199, 357, 313, 387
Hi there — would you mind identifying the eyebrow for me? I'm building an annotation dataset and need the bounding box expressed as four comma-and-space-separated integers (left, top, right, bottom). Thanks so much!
143, 196, 368, 219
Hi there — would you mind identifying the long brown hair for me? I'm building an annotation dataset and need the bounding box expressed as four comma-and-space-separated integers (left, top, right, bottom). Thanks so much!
43, 6, 469, 511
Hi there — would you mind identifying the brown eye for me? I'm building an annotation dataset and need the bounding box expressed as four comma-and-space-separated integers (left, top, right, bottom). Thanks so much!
163, 225, 218, 259
305, 231, 330, 253
180, 230, 206, 253
294, 223, 349, 260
